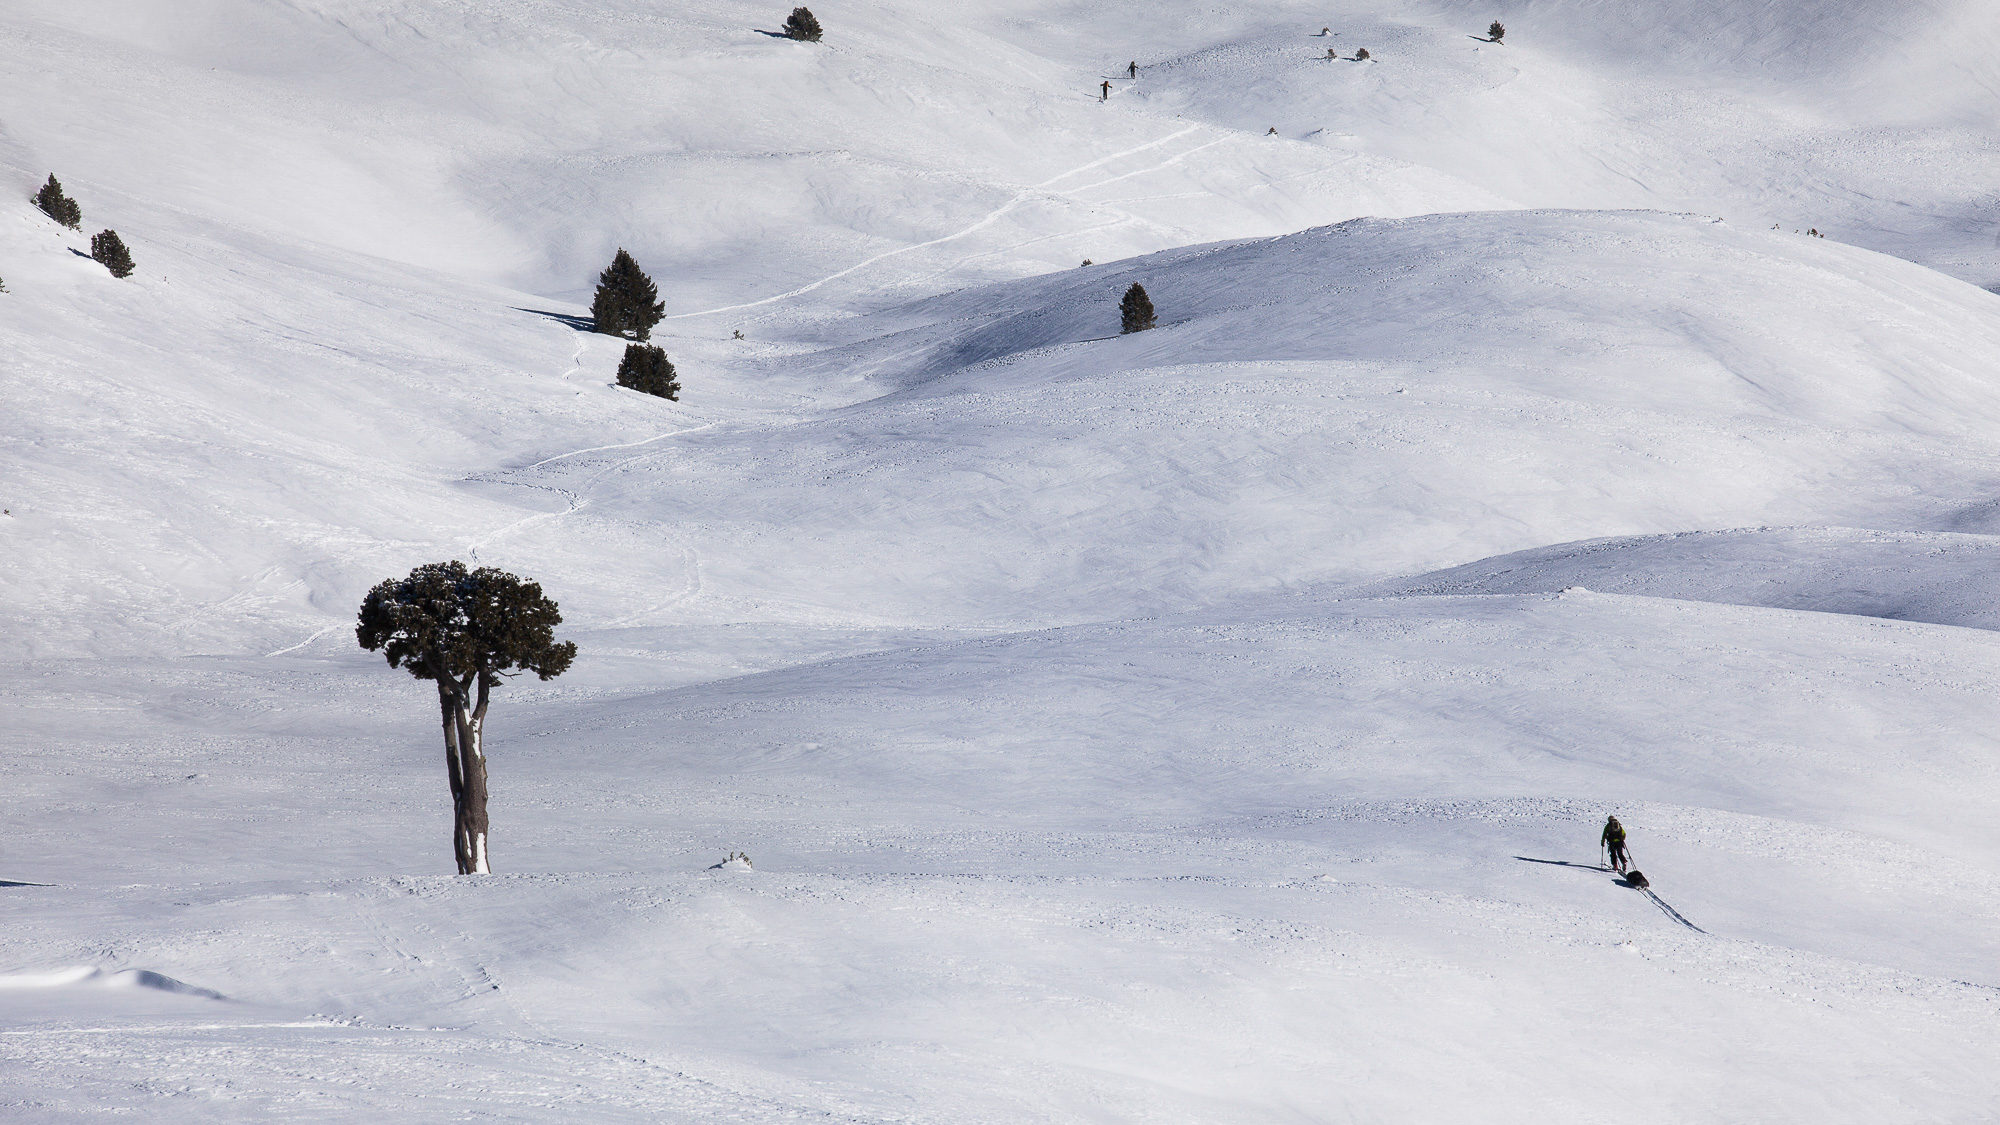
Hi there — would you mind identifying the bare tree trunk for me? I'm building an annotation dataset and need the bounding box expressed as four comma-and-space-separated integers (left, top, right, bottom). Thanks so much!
460, 675, 492, 874
436, 676, 491, 875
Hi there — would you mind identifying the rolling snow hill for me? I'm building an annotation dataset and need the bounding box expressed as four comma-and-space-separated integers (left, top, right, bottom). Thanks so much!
5, 0, 2000, 1120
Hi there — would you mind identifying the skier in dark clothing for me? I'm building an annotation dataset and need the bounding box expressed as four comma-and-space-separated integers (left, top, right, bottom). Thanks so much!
1128, 60, 1137, 78
1100, 79, 1111, 101
1601, 815, 1629, 873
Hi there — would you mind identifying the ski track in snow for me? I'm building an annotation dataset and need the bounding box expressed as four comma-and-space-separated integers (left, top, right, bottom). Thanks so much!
659, 124, 1208, 321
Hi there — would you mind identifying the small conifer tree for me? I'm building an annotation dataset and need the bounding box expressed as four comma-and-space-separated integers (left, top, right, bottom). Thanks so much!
90, 230, 135, 278
591, 248, 665, 341
1355, 47, 1370, 61
615, 343, 680, 400
1489, 21, 1505, 42
783, 6, 823, 41
1119, 282, 1156, 334
33, 174, 82, 230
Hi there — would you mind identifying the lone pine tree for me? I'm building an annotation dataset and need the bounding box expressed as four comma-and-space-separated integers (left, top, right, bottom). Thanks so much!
784, 6, 823, 41
591, 248, 665, 341
32, 174, 81, 230
616, 343, 680, 400
357, 561, 576, 875
1489, 21, 1506, 42
1120, 282, 1156, 334
90, 230, 135, 278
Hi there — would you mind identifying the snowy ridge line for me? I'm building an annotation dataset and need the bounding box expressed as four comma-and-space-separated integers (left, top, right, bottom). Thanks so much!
1345, 523, 2000, 633
658, 124, 1207, 320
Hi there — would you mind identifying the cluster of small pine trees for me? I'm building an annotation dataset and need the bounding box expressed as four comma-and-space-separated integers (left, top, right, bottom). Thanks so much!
783, 7, 822, 41
591, 249, 679, 399
34, 175, 81, 229
31, 174, 136, 279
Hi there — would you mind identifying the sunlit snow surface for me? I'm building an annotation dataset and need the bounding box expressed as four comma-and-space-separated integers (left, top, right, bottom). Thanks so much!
4, 0, 2000, 1120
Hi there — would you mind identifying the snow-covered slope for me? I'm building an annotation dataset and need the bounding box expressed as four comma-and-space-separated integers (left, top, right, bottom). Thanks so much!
11, 203, 2000, 658
6, 0, 2000, 1120
9, 588, 2000, 1120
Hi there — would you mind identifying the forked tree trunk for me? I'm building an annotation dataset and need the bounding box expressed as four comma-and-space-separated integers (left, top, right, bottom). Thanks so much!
436, 675, 493, 875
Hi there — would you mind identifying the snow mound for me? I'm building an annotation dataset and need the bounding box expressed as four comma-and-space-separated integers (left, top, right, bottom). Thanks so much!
0, 966, 227, 1000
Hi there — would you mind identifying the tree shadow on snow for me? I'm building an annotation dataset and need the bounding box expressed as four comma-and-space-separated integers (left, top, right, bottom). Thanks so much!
0, 879, 54, 887
752, 28, 791, 38
513, 307, 595, 332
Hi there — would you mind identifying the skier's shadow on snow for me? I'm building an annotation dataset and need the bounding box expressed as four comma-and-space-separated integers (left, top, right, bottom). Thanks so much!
513, 307, 595, 332
1514, 857, 1706, 934
1513, 856, 1604, 871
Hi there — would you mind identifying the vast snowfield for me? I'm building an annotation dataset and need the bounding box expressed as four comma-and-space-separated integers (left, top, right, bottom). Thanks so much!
6, 0, 2000, 1119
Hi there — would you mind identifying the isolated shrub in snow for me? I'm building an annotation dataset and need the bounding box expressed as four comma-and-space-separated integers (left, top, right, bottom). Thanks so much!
1120, 282, 1156, 334
357, 561, 575, 876
616, 343, 680, 400
1355, 47, 1371, 61
783, 7, 822, 41
90, 230, 135, 278
32, 174, 81, 230
1489, 21, 1505, 42
591, 248, 665, 341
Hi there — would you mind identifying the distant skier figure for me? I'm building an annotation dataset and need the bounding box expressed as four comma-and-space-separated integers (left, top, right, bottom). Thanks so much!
1601, 815, 1629, 873
1128, 60, 1137, 79
1100, 79, 1111, 101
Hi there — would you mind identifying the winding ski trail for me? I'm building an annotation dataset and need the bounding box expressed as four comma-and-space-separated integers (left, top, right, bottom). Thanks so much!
659, 124, 1208, 321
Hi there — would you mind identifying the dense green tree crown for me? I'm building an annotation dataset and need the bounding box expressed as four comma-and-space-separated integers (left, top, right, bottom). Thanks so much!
784, 6, 823, 41
357, 561, 576, 686
591, 248, 665, 341
33, 174, 81, 230
616, 343, 680, 400
91, 230, 134, 278
1120, 282, 1157, 334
